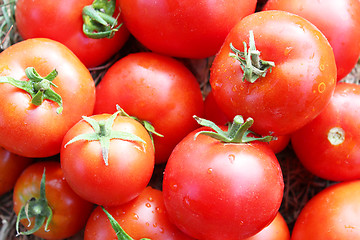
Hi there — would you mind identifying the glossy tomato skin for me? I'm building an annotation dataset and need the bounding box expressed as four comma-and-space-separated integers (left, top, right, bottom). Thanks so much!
13, 161, 94, 240
162, 127, 284, 240
118, 0, 257, 58
94, 52, 204, 164
263, 0, 360, 81
291, 181, 360, 240
15, 0, 129, 68
204, 91, 230, 126
210, 10, 337, 136
60, 114, 155, 206
291, 83, 360, 181
245, 212, 290, 240
0, 38, 96, 158
84, 186, 195, 240
0, 147, 33, 196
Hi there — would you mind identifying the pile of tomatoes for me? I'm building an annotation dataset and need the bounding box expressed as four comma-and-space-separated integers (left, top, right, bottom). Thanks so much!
1, 0, 360, 239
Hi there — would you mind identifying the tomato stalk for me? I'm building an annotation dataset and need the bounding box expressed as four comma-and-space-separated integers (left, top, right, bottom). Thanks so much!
0, 67, 63, 114
15, 169, 53, 236
101, 206, 151, 240
82, 0, 122, 39
64, 106, 147, 166
229, 30, 275, 83
194, 115, 273, 143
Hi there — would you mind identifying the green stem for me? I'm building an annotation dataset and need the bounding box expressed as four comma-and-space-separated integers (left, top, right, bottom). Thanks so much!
82, 0, 122, 39
0, 67, 63, 114
229, 30, 275, 83
16, 169, 53, 236
194, 115, 273, 143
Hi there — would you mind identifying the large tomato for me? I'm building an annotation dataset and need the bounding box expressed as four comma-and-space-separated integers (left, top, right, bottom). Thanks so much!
263, 0, 360, 81
84, 186, 195, 240
291, 82, 360, 181
13, 161, 94, 240
291, 181, 360, 239
210, 10, 337, 136
15, 0, 129, 68
118, 0, 257, 58
60, 109, 155, 206
94, 52, 204, 164
0, 147, 33, 196
0, 38, 96, 158
162, 116, 284, 239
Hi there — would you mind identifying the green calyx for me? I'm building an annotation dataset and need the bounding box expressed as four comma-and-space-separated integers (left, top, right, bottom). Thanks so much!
64, 106, 152, 166
193, 115, 272, 143
101, 206, 151, 240
82, 0, 122, 39
16, 169, 53, 237
229, 30, 275, 83
0, 67, 63, 114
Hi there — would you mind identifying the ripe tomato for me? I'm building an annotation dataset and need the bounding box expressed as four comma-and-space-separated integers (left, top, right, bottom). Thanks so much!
60, 109, 155, 206
267, 135, 290, 154
94, 52, 204, 164
13, 161, 94, 239
162, 116, 284, 239
263, 0, 360, 81
291, 82, 360, 181
84, 186, 195, 240
0, 147, 33, 196
0, 38, 95, 158
15, 0, 129, 68
245, 212, 290, 240
291, 181, 360, 239
118, 0, 257, 58
210, 10, 337, 136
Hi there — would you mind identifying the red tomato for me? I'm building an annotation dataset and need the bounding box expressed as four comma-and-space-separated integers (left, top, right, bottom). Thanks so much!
15, 0, 129, 68
84, 186, 195, 240
93, 52, 204, 164
291, 83, 360, 181
0, 147, 33, 196
13, 161, 94, 240
204, 91, 230, 126
291, 181, 360, 239
162, 118, 284, 239
210, 10, 337, 136
263, 0, 360, 81
0, 38, 95, 158
245, 212, 290, 240
60, 111, 155, 206
118, 0, 257, 58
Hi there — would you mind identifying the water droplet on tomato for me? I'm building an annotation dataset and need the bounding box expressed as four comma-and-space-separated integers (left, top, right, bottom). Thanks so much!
228, 154, 235, 163
145, 203, 151, 208
318, 82, 326, 93
148, 197, 153, 202
132, 213, 139, 220
207, 168, 213, 174
170, 183, 178, 191
319, 64, 325, 71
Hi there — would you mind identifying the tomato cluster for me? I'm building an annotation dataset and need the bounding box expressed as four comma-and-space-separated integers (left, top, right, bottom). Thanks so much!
0, 0, 360, 239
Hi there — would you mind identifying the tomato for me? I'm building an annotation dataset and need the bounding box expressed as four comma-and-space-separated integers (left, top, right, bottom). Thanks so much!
0, 147, 33, 196
15, 0, 129, 68
93, 52, 204, 164
13, 161, 94, 240
204, 91, 230, 126
210, 10, 337, 136
162, 116, 284, 239
245, 212, 290, 240
118, 0, 257, 58
0, 38, 95, 158
291, 82, 360, 181
291, 181, 360, 239
263, 0, 360, 81
84, 186, 195, 240
60, 109, 155, 206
